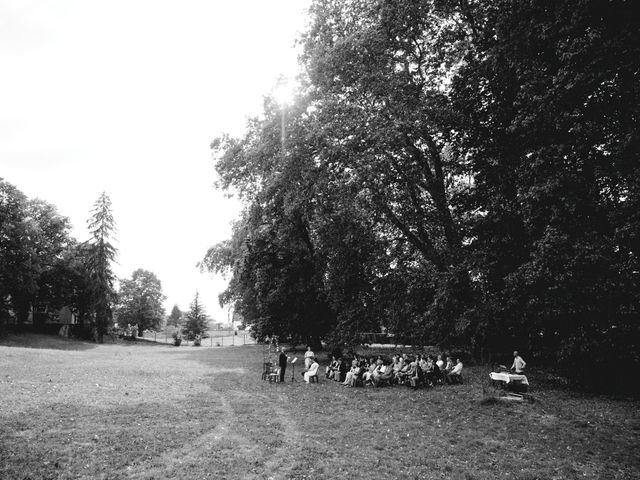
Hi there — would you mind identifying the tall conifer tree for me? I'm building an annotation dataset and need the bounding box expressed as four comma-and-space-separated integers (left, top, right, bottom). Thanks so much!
87, 192, 117, 343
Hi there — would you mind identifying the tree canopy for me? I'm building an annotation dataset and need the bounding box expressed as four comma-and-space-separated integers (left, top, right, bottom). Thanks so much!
115, 269, 166, 334
203, 0, 639, 389
0, 180, 74, 328
1, 182, 114, 339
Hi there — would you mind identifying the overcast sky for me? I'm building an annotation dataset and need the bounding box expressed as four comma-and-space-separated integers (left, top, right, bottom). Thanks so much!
1, 0, 310, 322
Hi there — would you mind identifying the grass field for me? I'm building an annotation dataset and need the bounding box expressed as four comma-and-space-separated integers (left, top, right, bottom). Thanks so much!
1, 334, 639, 480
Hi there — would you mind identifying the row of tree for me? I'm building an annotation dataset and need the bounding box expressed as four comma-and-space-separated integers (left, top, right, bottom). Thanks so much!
203, 0, 639, 389
0, 181, 202, 341
0, 182, 118, 341
113, 275, 210, 340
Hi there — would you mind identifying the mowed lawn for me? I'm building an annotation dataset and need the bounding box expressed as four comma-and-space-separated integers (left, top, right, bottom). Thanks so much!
1, 335, 639, 480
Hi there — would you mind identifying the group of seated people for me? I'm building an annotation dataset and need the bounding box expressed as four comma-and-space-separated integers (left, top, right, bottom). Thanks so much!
323, 353, 463, 388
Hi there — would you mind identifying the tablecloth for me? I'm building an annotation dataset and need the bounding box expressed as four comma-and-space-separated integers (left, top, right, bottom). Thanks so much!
490, 372, 529, 385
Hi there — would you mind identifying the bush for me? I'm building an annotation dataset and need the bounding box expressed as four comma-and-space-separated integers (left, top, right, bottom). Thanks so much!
560, 321, 640, 393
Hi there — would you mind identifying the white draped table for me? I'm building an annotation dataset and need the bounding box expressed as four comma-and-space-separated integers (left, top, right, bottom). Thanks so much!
489, 372, 529, 386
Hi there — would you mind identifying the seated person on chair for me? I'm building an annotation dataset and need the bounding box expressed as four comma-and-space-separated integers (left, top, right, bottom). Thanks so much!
391, 355, 402, 375
416, 354, 426, 372
421, 356, 435, 385
511, 351, 526, 374
443, 356, 454, 374
432, 359, 444, 384
407, 358, 421, 388
372, 361, 393, 387
393, 358, 413, 385
363, 359, 381, 385
342, 359, 361, 387
325, 356, 339, 379
335, 357, 348, 382
396, 356, 412, 384
303, 357, 320, 383
445, 358, 463, 384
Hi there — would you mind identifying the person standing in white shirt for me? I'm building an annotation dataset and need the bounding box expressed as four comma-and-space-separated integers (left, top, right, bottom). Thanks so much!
511, 351, 526, 373
304, 346, 315, 369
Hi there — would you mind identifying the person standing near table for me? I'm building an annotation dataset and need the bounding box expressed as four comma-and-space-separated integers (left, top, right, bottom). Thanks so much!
511, 351, 526, 373
304, 346, 315, 369
278, 347, 288, 382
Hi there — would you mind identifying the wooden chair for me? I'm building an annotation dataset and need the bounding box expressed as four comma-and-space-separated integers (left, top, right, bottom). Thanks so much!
262, 362, 273, 381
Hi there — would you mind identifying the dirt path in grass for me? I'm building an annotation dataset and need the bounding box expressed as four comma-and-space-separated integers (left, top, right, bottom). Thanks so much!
257, 393, 303, 480
124, 388, 303, 480
126, 392, 236, 479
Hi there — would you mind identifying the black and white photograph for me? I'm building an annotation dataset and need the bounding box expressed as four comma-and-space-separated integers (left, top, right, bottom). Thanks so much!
1, 1, 638, 478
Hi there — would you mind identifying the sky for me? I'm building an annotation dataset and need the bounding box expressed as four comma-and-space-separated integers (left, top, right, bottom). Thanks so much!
0, 0, 310, 323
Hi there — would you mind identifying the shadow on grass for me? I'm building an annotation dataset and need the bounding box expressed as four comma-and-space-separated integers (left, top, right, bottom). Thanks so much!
0, 333, 97, 351
110, 337, 167, 348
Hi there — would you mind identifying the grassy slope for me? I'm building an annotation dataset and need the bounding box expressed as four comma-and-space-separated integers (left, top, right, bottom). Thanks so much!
0, 334, 638, 480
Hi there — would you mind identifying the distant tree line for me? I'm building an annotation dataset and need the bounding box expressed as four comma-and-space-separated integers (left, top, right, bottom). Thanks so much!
0, 183, 167, 343
203, 0, 639, 390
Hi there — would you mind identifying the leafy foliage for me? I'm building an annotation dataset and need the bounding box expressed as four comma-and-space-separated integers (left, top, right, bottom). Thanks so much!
204, 0, 639, 389
448, 0, 640, 387
115, 269, 166, 334
0, 180, 74, 328
182, 292, 209, 340
166, 304, 183, 328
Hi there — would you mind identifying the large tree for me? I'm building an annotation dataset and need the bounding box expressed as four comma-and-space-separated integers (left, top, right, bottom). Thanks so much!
0, 180, 73, 328
300, 0, 483, 345
448, 0, 640, 384
116, 269, 166, 334
205, 92, 385, 346
205, 0, 639, 389
0, 181, 31, 325
207, 0, 479, 346
86, 192, 117, 343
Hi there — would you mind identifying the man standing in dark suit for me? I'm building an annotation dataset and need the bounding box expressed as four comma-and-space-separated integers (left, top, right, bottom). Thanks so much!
278, 347, 288, 382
